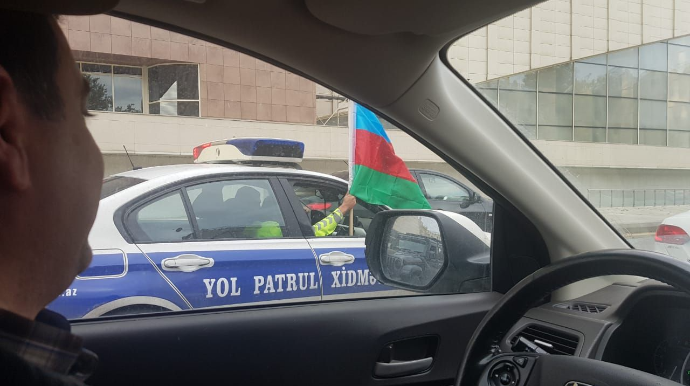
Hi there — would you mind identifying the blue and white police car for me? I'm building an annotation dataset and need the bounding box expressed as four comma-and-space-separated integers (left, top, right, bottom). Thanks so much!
48, 138, 490, 319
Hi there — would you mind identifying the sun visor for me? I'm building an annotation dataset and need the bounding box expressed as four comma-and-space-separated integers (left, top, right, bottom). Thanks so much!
1, 0, 119, 15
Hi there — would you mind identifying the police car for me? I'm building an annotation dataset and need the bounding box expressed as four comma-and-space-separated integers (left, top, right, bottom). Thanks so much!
48, 138, 490, 319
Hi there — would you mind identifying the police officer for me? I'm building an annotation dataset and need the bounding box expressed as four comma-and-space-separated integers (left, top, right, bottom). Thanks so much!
312, 193, 357, 237
249, 193, 357, 238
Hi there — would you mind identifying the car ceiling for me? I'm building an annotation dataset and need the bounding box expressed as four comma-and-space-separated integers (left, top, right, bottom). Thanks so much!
111, 0, 542, 107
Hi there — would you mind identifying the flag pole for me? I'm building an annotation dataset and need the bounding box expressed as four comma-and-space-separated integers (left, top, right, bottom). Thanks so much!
348, 100, 356, 236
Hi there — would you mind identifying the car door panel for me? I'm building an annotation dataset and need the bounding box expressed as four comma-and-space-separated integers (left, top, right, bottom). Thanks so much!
279, 177, 399, 299
47, 249, 192, 319
46, 220, 192, 320
75, 291, 501, 386
136, 240, 321, 308
120, 176, 323, 310
308, 238, 398, 299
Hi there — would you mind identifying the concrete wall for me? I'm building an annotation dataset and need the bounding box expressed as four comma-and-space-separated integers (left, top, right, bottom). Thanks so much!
104, 153, 469, 180
532, 140, 690, 170
103, 153, 191, 177
561, 167, 690, 191
93, 111, 690, 196
87, 111, 443, 161
92, 111, 485, 190
89, 111, 690, 169
449, 0, 690, 82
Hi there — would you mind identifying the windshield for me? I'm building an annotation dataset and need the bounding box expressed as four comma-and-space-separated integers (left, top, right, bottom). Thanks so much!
447, 5, 690, 256
101, 176, 145, 199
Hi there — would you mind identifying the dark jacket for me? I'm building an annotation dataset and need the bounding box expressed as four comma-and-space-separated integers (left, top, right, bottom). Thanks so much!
0, 309, 95, 386
0, 347, 86, 386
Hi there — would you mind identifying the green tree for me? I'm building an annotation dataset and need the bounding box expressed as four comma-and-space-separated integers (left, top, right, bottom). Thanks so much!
115, 103, 142, 113
84, 74, 113, 111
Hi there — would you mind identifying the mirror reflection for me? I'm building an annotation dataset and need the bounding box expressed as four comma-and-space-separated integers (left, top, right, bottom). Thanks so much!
381, 216, 444, 287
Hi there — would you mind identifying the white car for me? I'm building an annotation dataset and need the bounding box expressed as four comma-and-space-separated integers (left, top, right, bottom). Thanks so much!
654, 212, 690, 262
48, 138, 490, 319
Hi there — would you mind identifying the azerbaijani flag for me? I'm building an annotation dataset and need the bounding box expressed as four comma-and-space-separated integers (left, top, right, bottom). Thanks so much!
348, 102, 431, 209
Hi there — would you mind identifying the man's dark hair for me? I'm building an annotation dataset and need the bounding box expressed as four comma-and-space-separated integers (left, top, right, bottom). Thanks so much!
0, 11, 63, 120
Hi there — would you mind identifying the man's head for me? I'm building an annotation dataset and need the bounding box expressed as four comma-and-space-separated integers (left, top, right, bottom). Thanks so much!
0, 11, 104, 319
235, 186, 261, 208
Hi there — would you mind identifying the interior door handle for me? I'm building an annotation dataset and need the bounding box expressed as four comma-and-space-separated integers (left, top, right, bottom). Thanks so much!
161, 254, 215, 273
374, 357, 433, 378
319, 251, 355, 266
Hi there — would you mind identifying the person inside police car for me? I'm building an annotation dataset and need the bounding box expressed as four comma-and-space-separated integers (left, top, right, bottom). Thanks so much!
249, 192, 357, 238
0, 2, 110, 384
309, 193, 357, 237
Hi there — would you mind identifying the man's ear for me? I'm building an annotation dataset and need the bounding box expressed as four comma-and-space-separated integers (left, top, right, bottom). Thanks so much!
0, 66, 30, 191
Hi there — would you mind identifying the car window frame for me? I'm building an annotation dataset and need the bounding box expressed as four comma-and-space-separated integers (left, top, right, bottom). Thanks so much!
183, 177, 290, 241
125, 188, 195, 243
413, 170, 476, 203
277, 176, 387, 239
119, 173, 304, 244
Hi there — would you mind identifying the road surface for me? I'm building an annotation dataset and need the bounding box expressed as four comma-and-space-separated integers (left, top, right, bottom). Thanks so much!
627, 235, 655, 251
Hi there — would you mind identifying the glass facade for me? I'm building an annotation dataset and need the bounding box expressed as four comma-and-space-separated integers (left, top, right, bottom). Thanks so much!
474, 34, 690, 148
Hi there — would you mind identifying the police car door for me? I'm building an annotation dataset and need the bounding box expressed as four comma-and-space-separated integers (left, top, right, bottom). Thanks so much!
128, 176, 321, 309
281, 177, 398, 301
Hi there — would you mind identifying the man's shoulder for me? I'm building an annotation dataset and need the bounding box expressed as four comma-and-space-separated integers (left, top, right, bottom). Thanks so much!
0, 346, 85, 386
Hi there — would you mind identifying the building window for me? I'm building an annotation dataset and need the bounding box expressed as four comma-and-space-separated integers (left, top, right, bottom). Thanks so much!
537, 63, 573, 141
148, 64, 200, 117
473, 32, 690, 148
640, 43, 668, 146
574, 57, 607, 143
669, 38, 690, 148
79, 63, 143, 113
79, 62, 201, 117
497, 73, 537, 139
476, 79, 498, 105
607, 48, 639, 144
316, 85, 348, 126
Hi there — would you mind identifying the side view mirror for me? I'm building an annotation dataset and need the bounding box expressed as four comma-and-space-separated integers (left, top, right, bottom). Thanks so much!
365, 210, 491, 293
459, 197, 472, 209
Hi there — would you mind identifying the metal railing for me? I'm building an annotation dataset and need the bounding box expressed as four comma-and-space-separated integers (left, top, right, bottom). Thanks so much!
587, 189, 690, 208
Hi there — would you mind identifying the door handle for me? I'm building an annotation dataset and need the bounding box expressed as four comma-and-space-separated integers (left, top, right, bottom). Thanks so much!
374, 357, 433, 378
161, 254, 214, 273
319, 251, 355, 266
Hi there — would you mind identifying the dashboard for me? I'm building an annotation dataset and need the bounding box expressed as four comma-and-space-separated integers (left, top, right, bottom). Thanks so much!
603, 293, 690, 384
506, 280, 690, 385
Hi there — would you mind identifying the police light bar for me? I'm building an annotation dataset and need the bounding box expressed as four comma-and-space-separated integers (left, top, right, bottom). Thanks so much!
193, 138, 305, 164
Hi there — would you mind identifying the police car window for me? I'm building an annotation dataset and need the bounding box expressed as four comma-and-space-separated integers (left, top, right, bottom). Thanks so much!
420, 174, 470, 202
186, 179, 287, 239
101, 176, 145, 199
288, 180, 381, 236
130, 191, 194, 242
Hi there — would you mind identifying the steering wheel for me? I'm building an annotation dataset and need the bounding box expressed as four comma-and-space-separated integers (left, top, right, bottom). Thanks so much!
456, 249, 689, 386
